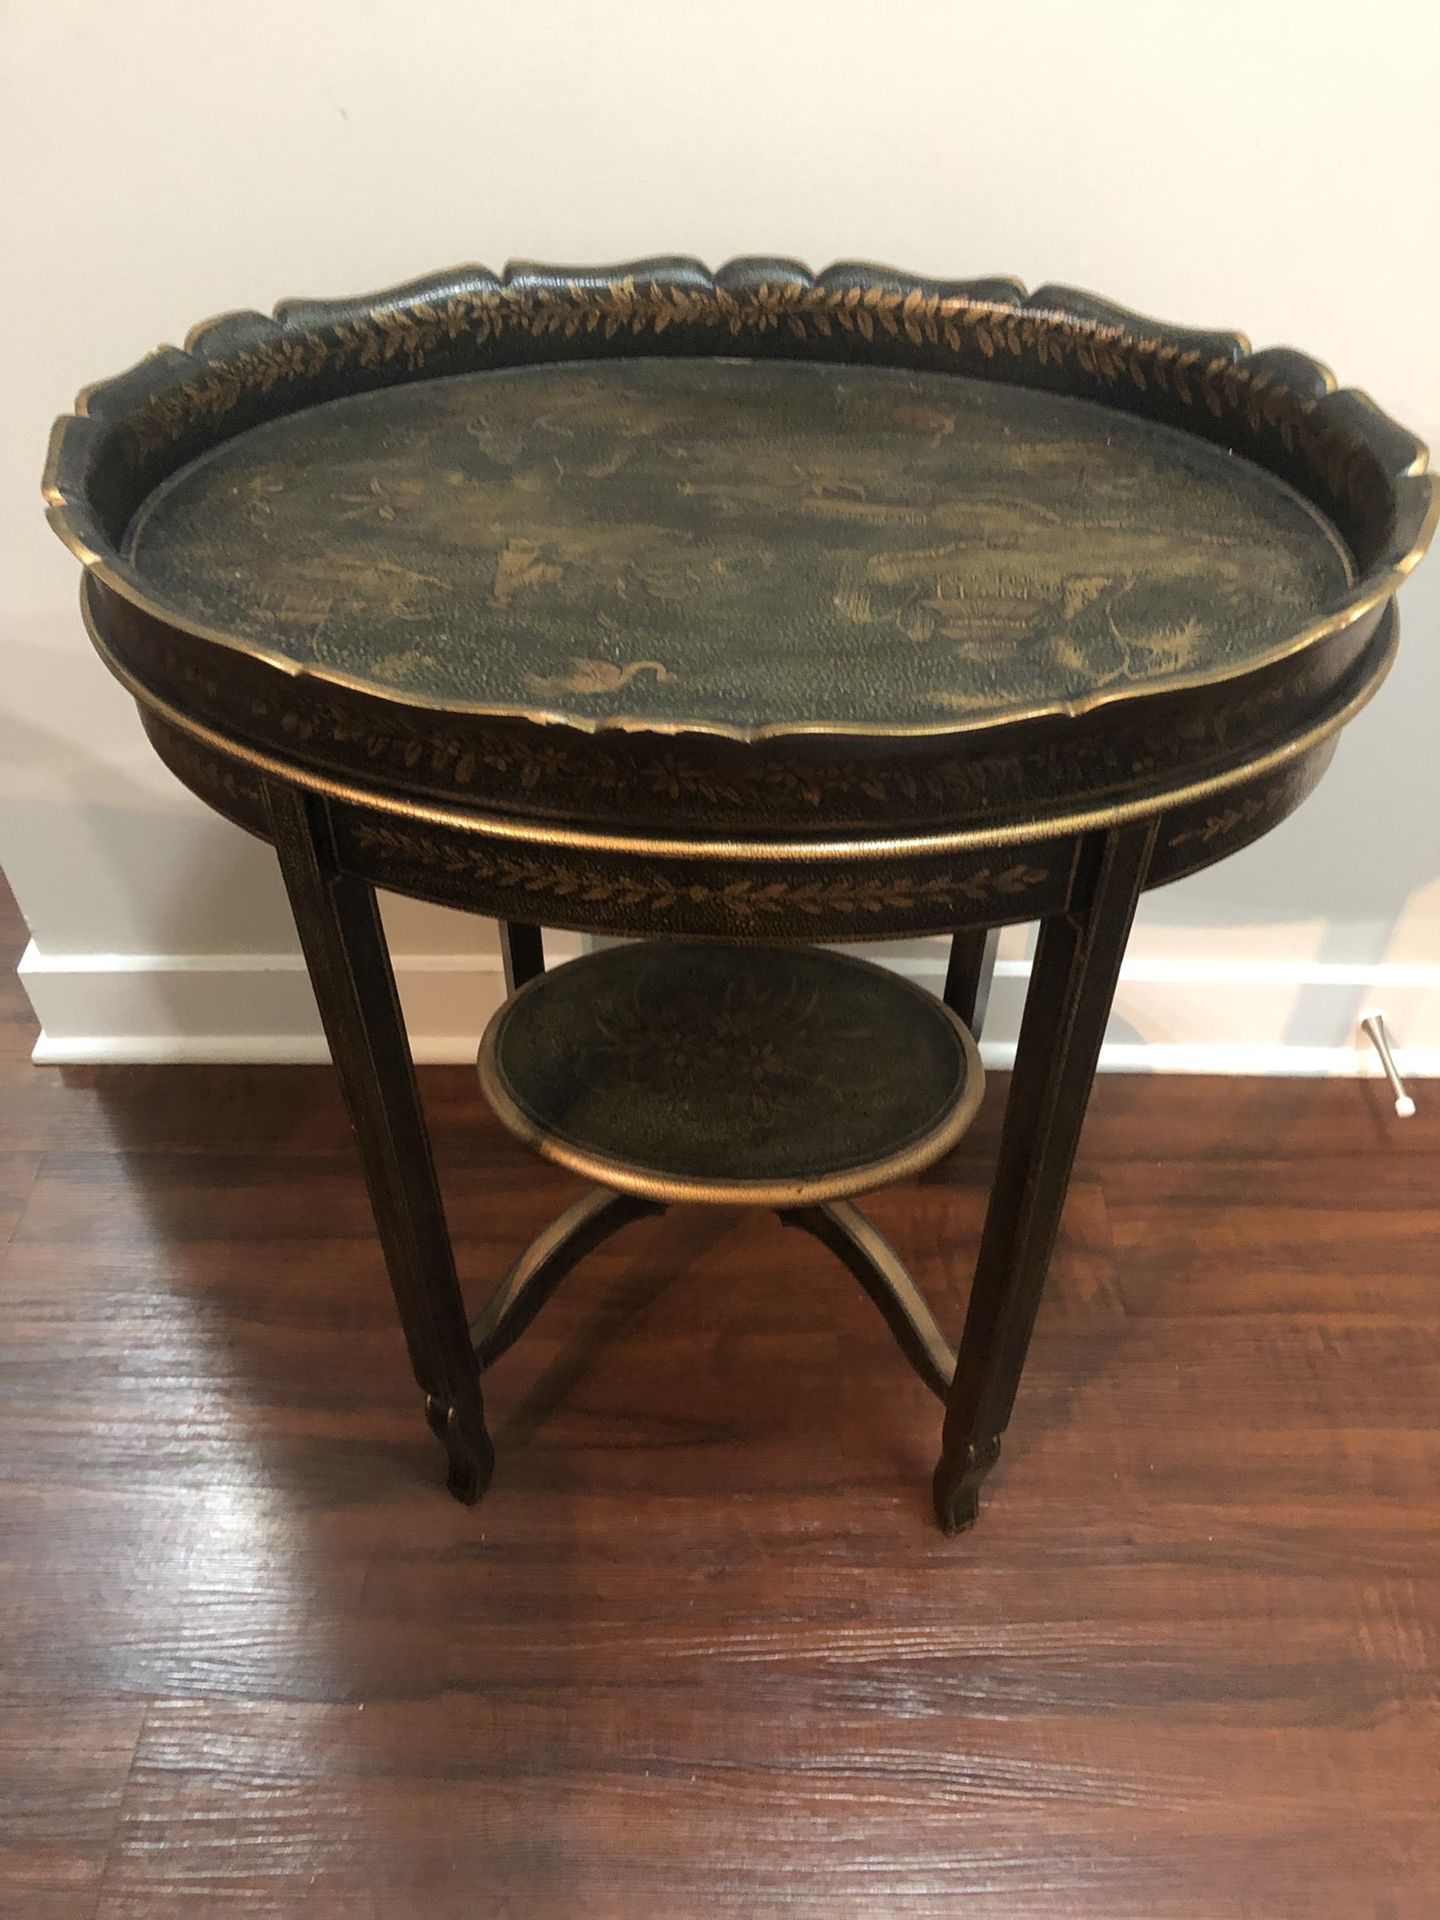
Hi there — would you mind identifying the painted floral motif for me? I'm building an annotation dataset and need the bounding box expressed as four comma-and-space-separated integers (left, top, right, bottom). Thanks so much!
116, 275, 1373, 528
123, 354, 1350, 738
349, 820, 1047, 923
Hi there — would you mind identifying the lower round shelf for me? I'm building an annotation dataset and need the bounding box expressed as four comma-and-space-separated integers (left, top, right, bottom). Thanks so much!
477, 941, 984, 1206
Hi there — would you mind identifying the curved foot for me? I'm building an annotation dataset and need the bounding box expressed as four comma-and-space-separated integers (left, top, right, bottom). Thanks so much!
932, 1433, 1001, 1534
425, 1393, 496, 1506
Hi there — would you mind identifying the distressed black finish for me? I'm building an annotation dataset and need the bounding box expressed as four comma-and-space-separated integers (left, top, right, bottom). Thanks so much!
469, 1185, 662, 1372
779, 1201, 958, 1401
124, 358, 1350, 732
264, 781, 493, 1504
477, 942, 983, 1202
91, 571, 1385, 837
50, 258, 1435, 841
467, 1179, 971, 1414
935, 820, 1158, 1530
943, 927, 1001, 1036
498, 921, 545, 995
43, 259, 1436, 1528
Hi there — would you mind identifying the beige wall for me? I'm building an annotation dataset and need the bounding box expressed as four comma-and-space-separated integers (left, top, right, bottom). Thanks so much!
2, 1, 1437, 1068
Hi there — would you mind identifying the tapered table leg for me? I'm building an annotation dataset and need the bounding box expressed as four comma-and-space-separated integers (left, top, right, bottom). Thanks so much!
266, 781, 494, 1503
933, 822, 1156, 1532
943, 926, 1001, 1038
499, 921, 545, 995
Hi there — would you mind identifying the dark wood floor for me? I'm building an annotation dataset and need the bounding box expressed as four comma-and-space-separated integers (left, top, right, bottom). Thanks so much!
1, 876, 1435, 1918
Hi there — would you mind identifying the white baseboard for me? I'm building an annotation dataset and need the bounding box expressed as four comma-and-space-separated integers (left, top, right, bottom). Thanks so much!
17, 939, 1440, 1079
19, 942, 516, 1066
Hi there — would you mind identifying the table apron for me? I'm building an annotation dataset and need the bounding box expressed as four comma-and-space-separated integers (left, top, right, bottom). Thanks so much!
138, 705, 1339, 942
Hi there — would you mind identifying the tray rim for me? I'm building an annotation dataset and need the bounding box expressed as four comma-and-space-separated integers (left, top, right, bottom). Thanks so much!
85, 587, 1399, 863
43, 255, 1438, 749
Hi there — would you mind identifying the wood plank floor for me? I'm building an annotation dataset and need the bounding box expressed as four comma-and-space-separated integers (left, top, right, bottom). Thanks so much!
1, 875, 1435, 1918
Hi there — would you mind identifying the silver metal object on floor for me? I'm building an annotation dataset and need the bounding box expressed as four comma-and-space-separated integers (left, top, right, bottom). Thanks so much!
1360, 1010, 1416, 1119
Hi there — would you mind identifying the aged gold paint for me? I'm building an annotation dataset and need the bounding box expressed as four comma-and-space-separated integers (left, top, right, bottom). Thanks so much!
123, 358, 1352, 734
44, 261, 1438, 766
477, 943, 987, 1207
82, 591, 1399, 872
526, 658, 674, 698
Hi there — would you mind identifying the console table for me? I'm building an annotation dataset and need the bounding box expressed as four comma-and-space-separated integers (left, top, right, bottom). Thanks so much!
44, 258, 1435, 1531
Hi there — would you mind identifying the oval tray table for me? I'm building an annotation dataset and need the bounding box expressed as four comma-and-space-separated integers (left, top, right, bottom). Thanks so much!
45, 258, 1436, 1531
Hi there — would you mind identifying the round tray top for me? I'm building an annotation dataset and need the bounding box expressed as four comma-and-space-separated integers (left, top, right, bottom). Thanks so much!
477, 942, 984, 1206
123, 356, 1352, 738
